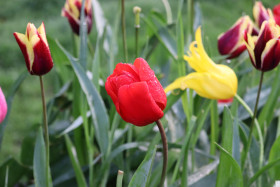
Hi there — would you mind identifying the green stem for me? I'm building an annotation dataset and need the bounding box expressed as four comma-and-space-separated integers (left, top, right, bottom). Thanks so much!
39, 76, 50, 187
156, 120, 168, 187
116, 170, 124, 187
210, 100, 218, 156
135, 27, 139, 58
241, 72, 264, 170
121, 0, 128, 62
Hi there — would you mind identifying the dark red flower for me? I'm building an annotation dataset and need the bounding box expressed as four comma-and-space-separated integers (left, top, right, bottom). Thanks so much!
105, 58, 167, 126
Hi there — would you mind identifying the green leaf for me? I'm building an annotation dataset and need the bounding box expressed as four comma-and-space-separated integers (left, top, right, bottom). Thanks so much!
0, 72, 27, 150
258, 67, 280, 131
64, 134, 87, 187
128, 146, 157, 187
33, 128, 48, 187
4, 166, 9, 187
163, 90, 183, 113
221, 107, 233, 153
0, 158, 30, 187
79, 0, 87, 69
268, 135, 280, 180
143, 15, 177, 60
57, 41, 109, 156
216, 143, 243, 187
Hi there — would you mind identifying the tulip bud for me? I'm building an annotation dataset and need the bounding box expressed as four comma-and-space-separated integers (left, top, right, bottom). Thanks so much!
218, 16, 256, 59
253, 1, 274, 28
62, 0, 93, 35
0, 87, 7, 124
244, 19, 280, 72
105, 58, 167, 126
13, 23, 53, 76
273, 3, 280, 26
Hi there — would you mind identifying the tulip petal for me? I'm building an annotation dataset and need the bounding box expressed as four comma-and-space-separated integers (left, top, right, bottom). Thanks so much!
181, 72, 236, 100
134, 58, 167, 110
13, 32, 33, 72
0, 88, 7, 124
118, 82, 164, 126
261, 38, 280, 71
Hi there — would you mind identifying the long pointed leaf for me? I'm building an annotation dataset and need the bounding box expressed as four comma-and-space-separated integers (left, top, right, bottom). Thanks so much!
128, 146, 157, 187
57, 41, 109, 156
64, 134, 87, 187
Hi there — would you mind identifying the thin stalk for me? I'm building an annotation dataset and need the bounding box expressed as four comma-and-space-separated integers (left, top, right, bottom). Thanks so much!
135, 28, 139, 57
121, 0, 128, 62
210, 100, 218, 156
116, 170, 124, 187
39, 76, 50, 187
241, 72, 264, 170
156, 120, 168, 187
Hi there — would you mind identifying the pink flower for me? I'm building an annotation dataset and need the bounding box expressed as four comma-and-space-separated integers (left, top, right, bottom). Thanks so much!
0, 87, 7, 124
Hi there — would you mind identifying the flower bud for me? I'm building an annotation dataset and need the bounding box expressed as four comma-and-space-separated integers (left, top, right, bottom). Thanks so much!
105, 58, 167, 126
244, 19, 280, 72
0, 87, 7, 124
218, 16, 256, 59
253, 1, 274, 28
62, 0, 93, 35
13, 23, 53, 76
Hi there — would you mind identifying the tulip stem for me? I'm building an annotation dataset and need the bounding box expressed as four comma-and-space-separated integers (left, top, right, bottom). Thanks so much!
242, 71, 264, 170
39, 76, 50, 186
121, 0, 128, 62
156, 120, 168, 187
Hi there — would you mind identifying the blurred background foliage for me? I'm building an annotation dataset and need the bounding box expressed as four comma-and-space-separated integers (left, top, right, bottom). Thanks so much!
0, 0, 276, 167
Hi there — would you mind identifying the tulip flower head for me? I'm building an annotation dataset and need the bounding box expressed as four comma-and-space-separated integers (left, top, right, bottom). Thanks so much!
253, 1, 274, 28
218, 16, 256, 59
273, 3, 280, 26
0, 87, 7, 124
105, 58, 167, 126
165, 27, 238, 100
13, 23, 53, 76
244, 19, 280, 72
62, 0, 93, 35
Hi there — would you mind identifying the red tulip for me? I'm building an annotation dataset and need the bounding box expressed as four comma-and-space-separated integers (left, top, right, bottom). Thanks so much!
62, 0, 93, 35
244, 19, 280, 72
105, 58, 167, 126
13, 23, 53, 76
218, 16, 256, 59
253, 1, 274, 28
0, 87, 7, 124
273, 3, 280, 26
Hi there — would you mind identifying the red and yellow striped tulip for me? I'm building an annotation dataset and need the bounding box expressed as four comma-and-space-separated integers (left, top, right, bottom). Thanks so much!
218, 16, 256, 59
62, 0, 93, 35
244, 19, 280, 72
13, 23, 53, 76
253, 1, 274, 28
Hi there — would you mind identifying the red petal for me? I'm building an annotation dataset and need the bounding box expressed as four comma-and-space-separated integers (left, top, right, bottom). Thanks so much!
133, 58, 167, 110
105, 77, 120, 113
218, 20, 243, 56
32, 39, 53, 75
63, 9, 80, 35
261, 40, 280, 71
254, 22, 274, 68
13, 33, 31, 73
118, 82, 164, 126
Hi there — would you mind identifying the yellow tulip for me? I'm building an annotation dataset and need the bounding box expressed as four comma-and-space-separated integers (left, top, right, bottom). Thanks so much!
165, 27, 238, 100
